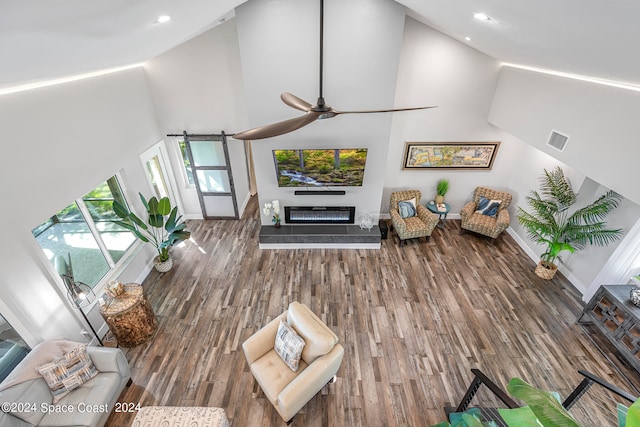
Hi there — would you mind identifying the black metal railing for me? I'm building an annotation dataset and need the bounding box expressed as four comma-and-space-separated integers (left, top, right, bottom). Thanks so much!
447, 368, 639, 424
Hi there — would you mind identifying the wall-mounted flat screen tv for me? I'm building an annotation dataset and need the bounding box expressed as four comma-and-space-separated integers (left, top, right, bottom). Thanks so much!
273, 149, 368, 187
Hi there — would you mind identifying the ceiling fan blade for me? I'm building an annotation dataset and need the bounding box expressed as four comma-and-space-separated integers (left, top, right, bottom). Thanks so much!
232, 112, 322, 140
333, 106, 437, 115
281, 92, 313, 112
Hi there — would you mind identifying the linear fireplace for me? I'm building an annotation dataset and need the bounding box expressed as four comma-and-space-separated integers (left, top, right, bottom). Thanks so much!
284, 206, 355, 224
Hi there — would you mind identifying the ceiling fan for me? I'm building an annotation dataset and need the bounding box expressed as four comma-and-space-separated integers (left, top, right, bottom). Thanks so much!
232, 0, 436, 141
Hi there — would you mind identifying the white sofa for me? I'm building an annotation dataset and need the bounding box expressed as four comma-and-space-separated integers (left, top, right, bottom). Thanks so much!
0, 340, 131, 427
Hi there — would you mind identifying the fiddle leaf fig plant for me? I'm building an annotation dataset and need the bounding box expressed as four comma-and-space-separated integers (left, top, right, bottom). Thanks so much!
517, 167, 622, 269
506, 377, 579, 427
431, 375, 640, 427
626, 398, 640, 426
112, 193, 190, 262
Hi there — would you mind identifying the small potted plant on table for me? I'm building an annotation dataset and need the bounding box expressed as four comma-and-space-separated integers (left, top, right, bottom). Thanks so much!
435, 179, 449, 205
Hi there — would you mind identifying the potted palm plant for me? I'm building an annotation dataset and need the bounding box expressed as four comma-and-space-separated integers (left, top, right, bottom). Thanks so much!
112, 193, 190, 272
517, 167, 622, 280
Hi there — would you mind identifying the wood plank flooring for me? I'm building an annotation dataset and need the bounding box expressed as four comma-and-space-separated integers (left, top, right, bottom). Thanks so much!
105, 195, 639, 426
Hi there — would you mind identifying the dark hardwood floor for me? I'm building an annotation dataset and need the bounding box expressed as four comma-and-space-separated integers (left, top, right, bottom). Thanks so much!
105, 195, 639, 426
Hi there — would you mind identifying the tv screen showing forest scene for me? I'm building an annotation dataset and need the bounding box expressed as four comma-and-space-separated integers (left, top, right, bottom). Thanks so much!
273, 149, 368, 187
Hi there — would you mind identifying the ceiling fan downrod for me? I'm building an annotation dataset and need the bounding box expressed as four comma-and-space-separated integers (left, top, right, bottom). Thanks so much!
316, 0, 326, 109
230, 0, 436, 140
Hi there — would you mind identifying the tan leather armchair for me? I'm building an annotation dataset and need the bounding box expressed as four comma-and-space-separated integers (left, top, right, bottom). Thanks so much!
242, 302, 344, 423
460, 186, 512, 240
389, 190, 439, 245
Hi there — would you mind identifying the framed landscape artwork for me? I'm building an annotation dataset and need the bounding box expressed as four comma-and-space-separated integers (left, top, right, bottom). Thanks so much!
402, 142, 501, 170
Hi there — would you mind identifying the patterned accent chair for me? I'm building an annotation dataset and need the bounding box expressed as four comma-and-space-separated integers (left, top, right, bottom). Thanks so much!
460, 187, 512, 240
389, 190, 439, 245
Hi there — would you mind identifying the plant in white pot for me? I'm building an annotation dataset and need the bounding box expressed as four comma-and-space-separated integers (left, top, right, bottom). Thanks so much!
517, 167, 622, 280
112, 193, 190, 272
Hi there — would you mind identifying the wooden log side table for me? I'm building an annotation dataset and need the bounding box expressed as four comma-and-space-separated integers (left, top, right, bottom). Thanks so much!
99, 283, 157, 347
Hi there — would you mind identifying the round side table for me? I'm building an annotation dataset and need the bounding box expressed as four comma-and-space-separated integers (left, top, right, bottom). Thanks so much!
427, 201, 451, 229
99, 283, 157, 347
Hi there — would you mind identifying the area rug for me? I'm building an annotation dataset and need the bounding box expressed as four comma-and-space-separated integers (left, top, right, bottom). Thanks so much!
131, 406, 229, 427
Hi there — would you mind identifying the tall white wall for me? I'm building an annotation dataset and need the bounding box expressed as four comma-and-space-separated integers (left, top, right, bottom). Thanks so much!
490, 66, 640, 295
0, 68, 162, 345
235, 0, 407, 224
383, 18, 524, 214
565, 179, 640, 287
503, 142, 640, 294
489, 66, 640, 205
4, 1, 640, 348
385, 18, 640, 297
144, 19, 251, 219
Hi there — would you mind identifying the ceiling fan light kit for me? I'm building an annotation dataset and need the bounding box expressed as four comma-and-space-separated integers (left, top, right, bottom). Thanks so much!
232, 0, 435, 141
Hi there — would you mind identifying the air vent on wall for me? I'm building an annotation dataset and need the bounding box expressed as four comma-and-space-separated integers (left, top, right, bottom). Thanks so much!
547, 130, 570, 152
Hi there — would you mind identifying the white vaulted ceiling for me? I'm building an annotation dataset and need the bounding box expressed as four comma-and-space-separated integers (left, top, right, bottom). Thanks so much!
0, 0, 246, 89
2, 0, 640, 90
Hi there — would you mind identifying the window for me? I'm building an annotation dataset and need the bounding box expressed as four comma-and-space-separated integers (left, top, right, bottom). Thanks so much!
178, 140, 195, 185
31, 176, 137, 288
0, 314, 29, 382
145, 155, 170, 200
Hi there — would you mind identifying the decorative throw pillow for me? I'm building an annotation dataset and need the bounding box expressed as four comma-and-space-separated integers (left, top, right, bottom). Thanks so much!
398, 198, 417, 218
274, 320, 305, 372
36, 345, 98, 402
475, 196, 502, 217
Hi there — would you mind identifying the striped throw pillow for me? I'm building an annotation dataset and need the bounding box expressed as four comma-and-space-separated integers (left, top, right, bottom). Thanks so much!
36, 345, 98, 402
274, 320, 306, 371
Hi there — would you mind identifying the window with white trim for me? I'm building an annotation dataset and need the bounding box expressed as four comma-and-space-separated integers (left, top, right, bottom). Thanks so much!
0, 314, 29, 382
31, 176, 137, 288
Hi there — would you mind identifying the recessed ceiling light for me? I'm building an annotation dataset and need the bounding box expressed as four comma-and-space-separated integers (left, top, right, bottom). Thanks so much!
465, 36, 472, 41
473, 12, 491, 21
155, 15, 171, 24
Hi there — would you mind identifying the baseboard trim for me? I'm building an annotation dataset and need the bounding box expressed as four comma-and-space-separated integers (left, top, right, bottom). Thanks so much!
506, 228, 539, 264
238, 192, 251, 218
506, 227, 587, 296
